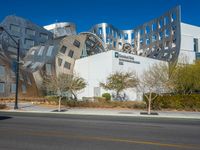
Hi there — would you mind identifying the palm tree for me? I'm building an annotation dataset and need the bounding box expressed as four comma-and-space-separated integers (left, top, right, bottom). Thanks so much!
43, 74, 86, 111
67, 75, 87, 100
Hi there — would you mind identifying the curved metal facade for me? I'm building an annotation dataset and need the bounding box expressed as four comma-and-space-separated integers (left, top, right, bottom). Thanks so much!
90, 6, 181, 62
0, 6, 182, 98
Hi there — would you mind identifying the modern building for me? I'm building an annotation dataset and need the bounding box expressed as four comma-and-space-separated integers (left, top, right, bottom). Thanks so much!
0, 6, 200, 100
74, 50, 167, 100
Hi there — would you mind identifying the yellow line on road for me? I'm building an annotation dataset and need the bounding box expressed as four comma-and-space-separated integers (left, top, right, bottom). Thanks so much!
1, 128, 199, 149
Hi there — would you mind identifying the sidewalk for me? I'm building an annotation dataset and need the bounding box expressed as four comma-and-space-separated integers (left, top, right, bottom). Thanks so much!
1, 102, 200, 119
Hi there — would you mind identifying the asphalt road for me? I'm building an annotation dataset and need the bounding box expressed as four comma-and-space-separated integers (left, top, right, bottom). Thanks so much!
0, 112, 200, 150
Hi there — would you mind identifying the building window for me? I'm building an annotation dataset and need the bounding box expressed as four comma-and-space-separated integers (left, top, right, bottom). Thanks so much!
64, 61, 71, 69
60, 46, 67, 54
114, 31, 117, 38
38, 46, 45, 56
9, 36, 19, 47
45, 64, 52, 75
68, 50, 74, 58
0, 82, 5, 93
196, 53, 200, 60
131, 33, 134, 39
164, 17, 169, 25
146, 38, 150, 45
0, 65, 5, 77
152, 23, 157, 31
98, 27, 102, 35
10, 24, 20, 32
159, 20, 163, 29
40, 33, 48, 40
11, 83, 16, 93
26, 28, 35, 36
46, 46, 54, 56
25, 39, 35, 48
194, 38, 198, 52
73, 40, 80, 48
124, 33, 128, 40
30, 62, 41, 70
22, 84, 26, 94
113, 41, 116, 48
58, 58, 63, 67
106, 27, 110, 34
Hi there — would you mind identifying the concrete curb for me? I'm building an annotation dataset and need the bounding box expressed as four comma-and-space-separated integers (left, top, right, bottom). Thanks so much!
1, 109, 200, 120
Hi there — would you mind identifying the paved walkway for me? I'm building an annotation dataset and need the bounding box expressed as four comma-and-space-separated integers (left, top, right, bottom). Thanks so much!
1, 102, 200, 119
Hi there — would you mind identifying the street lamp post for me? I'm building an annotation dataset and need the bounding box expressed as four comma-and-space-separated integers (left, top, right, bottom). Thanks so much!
0, 26, 20, 110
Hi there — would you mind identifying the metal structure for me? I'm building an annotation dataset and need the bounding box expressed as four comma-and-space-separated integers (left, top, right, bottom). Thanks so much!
0, 6, 183, 98
44, 22, 77, 38
0, 15, 53, 58
90, 6, 181, 62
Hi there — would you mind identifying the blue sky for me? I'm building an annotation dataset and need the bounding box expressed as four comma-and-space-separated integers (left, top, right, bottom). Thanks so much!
0, 0, 200, 32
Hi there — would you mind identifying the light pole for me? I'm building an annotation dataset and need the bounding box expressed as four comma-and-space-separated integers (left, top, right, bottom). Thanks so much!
0, 26, 20, 110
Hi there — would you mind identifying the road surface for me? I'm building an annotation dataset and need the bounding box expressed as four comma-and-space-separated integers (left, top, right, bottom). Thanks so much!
0, 112, 200, 150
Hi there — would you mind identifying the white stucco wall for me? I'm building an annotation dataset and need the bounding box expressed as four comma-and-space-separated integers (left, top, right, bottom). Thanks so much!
179, 23, 200, 63
74, 50, 166, 101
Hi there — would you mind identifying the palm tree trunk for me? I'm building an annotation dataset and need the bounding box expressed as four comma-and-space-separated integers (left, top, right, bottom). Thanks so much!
71, 92, 77, 101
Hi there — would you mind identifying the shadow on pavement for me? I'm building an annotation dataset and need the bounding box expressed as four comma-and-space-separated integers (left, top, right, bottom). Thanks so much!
0, 116, 12, 120
51, 109, 68, 112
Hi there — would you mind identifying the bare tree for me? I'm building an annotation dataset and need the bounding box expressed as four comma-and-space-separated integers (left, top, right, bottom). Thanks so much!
138, 63, 172, 114
100, 72, 138, 100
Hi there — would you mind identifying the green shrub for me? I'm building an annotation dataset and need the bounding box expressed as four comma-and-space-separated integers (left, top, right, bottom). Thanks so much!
148, 94, 200, 111
102, 93, 111, 102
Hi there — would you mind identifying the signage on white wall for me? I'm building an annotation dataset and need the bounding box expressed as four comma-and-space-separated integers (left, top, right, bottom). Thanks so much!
114, 52, 140, 64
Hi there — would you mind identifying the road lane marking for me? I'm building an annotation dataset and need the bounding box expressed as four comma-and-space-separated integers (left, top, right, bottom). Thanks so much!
0, 128, 199, 149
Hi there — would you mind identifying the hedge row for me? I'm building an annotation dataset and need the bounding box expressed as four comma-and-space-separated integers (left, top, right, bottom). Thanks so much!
46, 96, 146, 109
150, 94, 200, 111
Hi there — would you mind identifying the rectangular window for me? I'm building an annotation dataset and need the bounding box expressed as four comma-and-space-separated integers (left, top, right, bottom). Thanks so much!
45, 64, 52, 75
58, 58, 63, 67
124, 33, 128, 40
73, 40, 80, 48
68, 50, 74, 58
10, 24, 20, 32
194, 38, 198, 52
64, 61, 71, 69
25, 39, 35, 48
22, 84, 26, 93
60, 46, 67, 54
98, 27, 102, 35
113, 41, 116, 48
196, 53, 200, 60
38, 46, 45, 56
0, 65, 5, 77
30, 62, 41, 69
46, 46, 54, 56
0, 82, 5, 93
11, 83, 16, 93
26, 28, 35, 36
40, 33, 48, 40
131, 33, 134, 39
106, 27, 110, 34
